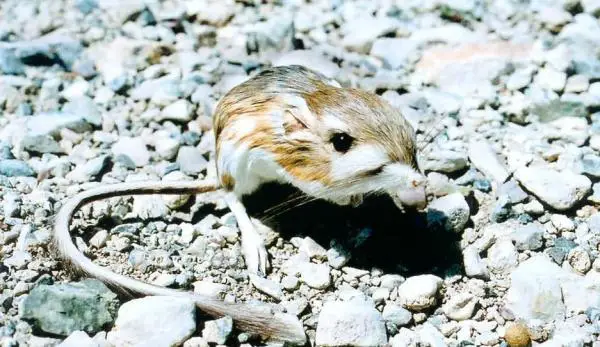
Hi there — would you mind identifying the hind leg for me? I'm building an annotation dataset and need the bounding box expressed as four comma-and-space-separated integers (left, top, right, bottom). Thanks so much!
224, 192, 270, 276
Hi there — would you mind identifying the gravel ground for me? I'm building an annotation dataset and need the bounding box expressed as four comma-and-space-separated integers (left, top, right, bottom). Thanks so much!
1, 0, 600, 346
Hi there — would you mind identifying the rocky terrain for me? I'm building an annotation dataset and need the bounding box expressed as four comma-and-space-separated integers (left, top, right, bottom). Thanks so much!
1, 0, 600, 346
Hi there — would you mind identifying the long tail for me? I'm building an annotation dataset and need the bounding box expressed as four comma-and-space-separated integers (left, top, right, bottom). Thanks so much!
53, 180, 307, 345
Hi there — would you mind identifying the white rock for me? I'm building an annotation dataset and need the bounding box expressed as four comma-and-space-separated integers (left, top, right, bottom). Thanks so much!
505, 255, 567, 323
202, 316, 233, 345
299, 237, 328, 260
249, 274, 284, 300
564, 74, 590, 93
468, 139, 509, 183
418, 323, 447, 347
551, 214, 575, 232
567, 247, 592, 274
382, 304, 412, 329
299, 262, 331, 289
155, 136, 180, 160
193, 280, 227, 299
341, 16, 400, 53
426, 192, 470, 233
380, 274, 405, 290
514, 166, 591, 211
111, 137, 150, 167
463, 246, 490, 279
107, 296, 196, 347
443, 293, 478, 321
487, 238, 519, 273
535, 66, 567, 91
370, 38, 418, 70
397, 274, 443, 311
159, 99, 194, 122
315, 300, 387, 346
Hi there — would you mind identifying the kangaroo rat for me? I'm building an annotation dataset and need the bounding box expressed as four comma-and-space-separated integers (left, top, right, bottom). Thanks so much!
54, 65, 425, 344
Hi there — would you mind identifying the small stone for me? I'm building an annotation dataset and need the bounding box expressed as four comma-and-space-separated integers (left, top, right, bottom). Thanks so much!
188, 0, 234, 26
4, 251, 32, 269
0, 159, 35, 177
382, 304, 412, 333
512, 223, 544, 251
370, 38, 418, 70
176, 146, 208, 175
159, 100, 194, 123
89, 230, 108, 248
397, 274, 443, 311
111, 137, 150, 167
299, 237, 327, 260
281, 276, 299, 291
21, 135, 63, 154
371, 287, 390, 304
503, 322, 531, 347
246, 14, 295, 54
468, 140, 509, 183
443, 293, 478, 321
249, 274, 284, 301
487, 238, 519, 273
107, 296, 196, 347
422, 150, 468, 173
202, 316, 233, 345
380, 274, 405, 290
192, 281, 227, 299
155, 136, 180, 161
341, 16, 399, 53
326, 246, 350, 269
567, 247, 592, 274
315, 300, 387, 346
66, 155, 110, 182
299, 263, 331, 289
427, 192, 470, 233
514, 166, 591, 211
20, 279, 118, 336
547, 237, 577, 264
535, 67, 567, 91
506, 68, 533, 91
463, 247, 490, 280
565, 75, 590, 93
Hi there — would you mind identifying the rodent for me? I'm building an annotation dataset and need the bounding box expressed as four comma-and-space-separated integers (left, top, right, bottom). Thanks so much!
53, 65, 426, 345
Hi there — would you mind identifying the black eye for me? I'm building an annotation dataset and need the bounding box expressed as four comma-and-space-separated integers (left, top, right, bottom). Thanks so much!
331, 133, 354, 152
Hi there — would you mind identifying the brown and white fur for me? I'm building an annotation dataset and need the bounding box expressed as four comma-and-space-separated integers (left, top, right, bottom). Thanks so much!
53, 65, 425, 345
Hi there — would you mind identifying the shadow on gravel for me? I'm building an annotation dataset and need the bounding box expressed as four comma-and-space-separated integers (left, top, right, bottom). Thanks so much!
241, 183, 463, 278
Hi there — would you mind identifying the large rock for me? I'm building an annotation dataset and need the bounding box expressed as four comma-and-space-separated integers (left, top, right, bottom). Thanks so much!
505, 255, 571, 323
514, 166, 591, 210
19, 280, 119, 336
315, 300, 387, 346
107, 296, 197, 347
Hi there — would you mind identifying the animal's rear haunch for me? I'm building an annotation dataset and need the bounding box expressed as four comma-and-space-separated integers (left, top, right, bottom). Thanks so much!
52, 179, 307, 346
